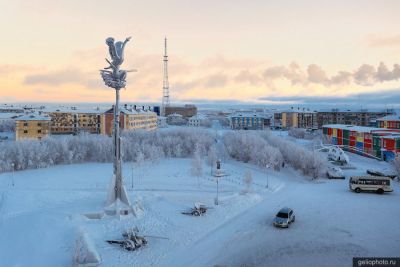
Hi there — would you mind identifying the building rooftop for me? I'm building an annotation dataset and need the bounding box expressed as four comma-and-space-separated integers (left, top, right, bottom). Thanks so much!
16, 114, 51, 121
41, 106, 106, 114
376, 115, 400, 122
229, 112, 267, 118
189, 114, 207, 120
323, 124, 400, 134
167, 113, 183, 118
0, 113, 23, 120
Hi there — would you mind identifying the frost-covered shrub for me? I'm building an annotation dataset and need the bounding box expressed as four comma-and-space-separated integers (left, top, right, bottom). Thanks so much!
260, 131, 327, 178
288, 128, 306, 139
191, 144, 203, 177
241, 171, 253, 194
393, 155, 400, 180
223, 131, 283, 170
0, 128, 214, 173
0, 119, 15, 132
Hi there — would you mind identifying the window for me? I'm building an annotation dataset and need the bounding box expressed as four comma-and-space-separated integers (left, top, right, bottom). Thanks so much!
38, 130, 41, 133
23, 122, 28, 127
37, 123, 41, 127
23, 130, 28, 134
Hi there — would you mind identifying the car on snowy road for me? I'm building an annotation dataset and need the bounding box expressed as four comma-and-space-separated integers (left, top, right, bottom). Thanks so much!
273, 207, 295, 228
326, 166, 345, 179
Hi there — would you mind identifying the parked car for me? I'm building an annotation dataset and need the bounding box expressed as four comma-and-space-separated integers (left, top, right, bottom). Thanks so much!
327, 166, 345, 179
273, 207, 295, 228
366, 169, 397, 179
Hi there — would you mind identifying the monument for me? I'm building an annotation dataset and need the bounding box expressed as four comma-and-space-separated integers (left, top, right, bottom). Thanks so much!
100, 37, 134, 216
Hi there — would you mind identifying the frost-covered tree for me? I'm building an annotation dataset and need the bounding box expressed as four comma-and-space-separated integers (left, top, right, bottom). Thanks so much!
191, 144, 203, 187
392, 155, 400, 181
0, 119, 15, 132
241, 171, 253, 194
259, 131, 327, 178
288, 128, 306, 139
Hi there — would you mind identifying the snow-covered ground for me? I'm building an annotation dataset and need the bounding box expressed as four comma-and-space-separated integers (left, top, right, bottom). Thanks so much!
0, 150, 399, 266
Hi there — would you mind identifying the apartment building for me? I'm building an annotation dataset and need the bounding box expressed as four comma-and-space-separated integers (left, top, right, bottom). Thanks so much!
317, 109, 393, 128
100, 105, 157, 136
376, 115, 400, 129
15, 114, 51, 141
43, 107, 102, 134
281, 111, 318, 130
229, 113, 265, 130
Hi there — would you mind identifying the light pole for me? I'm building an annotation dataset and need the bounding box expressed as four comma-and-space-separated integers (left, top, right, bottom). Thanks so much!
216, 177, 219, 205
266, 164, 270, 189
11, 163, 14, 187
131, 161, 134, 190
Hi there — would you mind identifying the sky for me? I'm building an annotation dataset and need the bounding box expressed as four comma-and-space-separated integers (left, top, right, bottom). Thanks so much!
0, 0, 400, 108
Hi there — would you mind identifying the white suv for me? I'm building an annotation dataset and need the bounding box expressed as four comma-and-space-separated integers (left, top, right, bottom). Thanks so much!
273, 207, 295, 228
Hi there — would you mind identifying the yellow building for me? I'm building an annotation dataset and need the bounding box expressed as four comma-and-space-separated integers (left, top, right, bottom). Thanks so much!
15, 114, 51, 141
42, 107, 102, 134
100, 105, 157, 136
281, 112, 298, 129
124, 110, 157, 131
281, 111, 318, 130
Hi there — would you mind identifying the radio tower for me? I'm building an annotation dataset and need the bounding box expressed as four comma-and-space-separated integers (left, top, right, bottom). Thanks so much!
161, 37, 170, 116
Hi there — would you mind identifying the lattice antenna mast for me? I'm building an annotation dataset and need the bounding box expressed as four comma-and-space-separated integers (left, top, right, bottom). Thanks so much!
161, 37, 170, 116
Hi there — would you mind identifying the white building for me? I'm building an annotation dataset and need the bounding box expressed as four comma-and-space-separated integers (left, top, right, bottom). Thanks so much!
166, 113, 187, 125
188, 114, 208, 127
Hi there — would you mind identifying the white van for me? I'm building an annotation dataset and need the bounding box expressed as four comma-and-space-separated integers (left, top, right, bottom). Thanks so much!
349, 176, 393, 194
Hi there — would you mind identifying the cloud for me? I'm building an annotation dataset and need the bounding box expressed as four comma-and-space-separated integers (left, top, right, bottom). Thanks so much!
203, 74, 228, 88
24, 69, 87, 86
368, 34, 400, 47
234, 70, 261, 85
0, 64, 39, 75
307, 64, 329, 85
259, 88, 400, 107
23, 68, 107, 90
261, 62, 400, 87
353, 64, 376, 86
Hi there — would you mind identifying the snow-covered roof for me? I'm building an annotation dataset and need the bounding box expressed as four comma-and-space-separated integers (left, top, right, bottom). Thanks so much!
42, 106, 105, 114
0, 113, 22, 120
323, 124, 400, 134
281, 110, 317, 114
229, 112, 267, 118
189, 114, 207, 120
318, 108, 392, 113
167, 113, 183, 118
376, 115, 400, 122
16, 114, 51, 121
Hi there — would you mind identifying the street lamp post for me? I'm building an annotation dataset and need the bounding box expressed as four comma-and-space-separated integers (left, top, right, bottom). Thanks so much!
266, 164, 271, 189
11, 163, 14, 187
216, 177, 219, 206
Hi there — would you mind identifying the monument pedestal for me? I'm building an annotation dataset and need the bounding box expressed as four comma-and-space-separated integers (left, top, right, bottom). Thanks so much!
104, 174, 134, 216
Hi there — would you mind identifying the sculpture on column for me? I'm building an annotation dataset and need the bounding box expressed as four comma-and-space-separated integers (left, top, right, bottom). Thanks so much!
100, 36, 134, 216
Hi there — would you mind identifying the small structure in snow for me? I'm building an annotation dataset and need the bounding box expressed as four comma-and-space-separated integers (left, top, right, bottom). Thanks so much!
106, 227, 147, 251
327, 146, 350, 165
73, 230, 102, 267
182, 202, 208, 216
